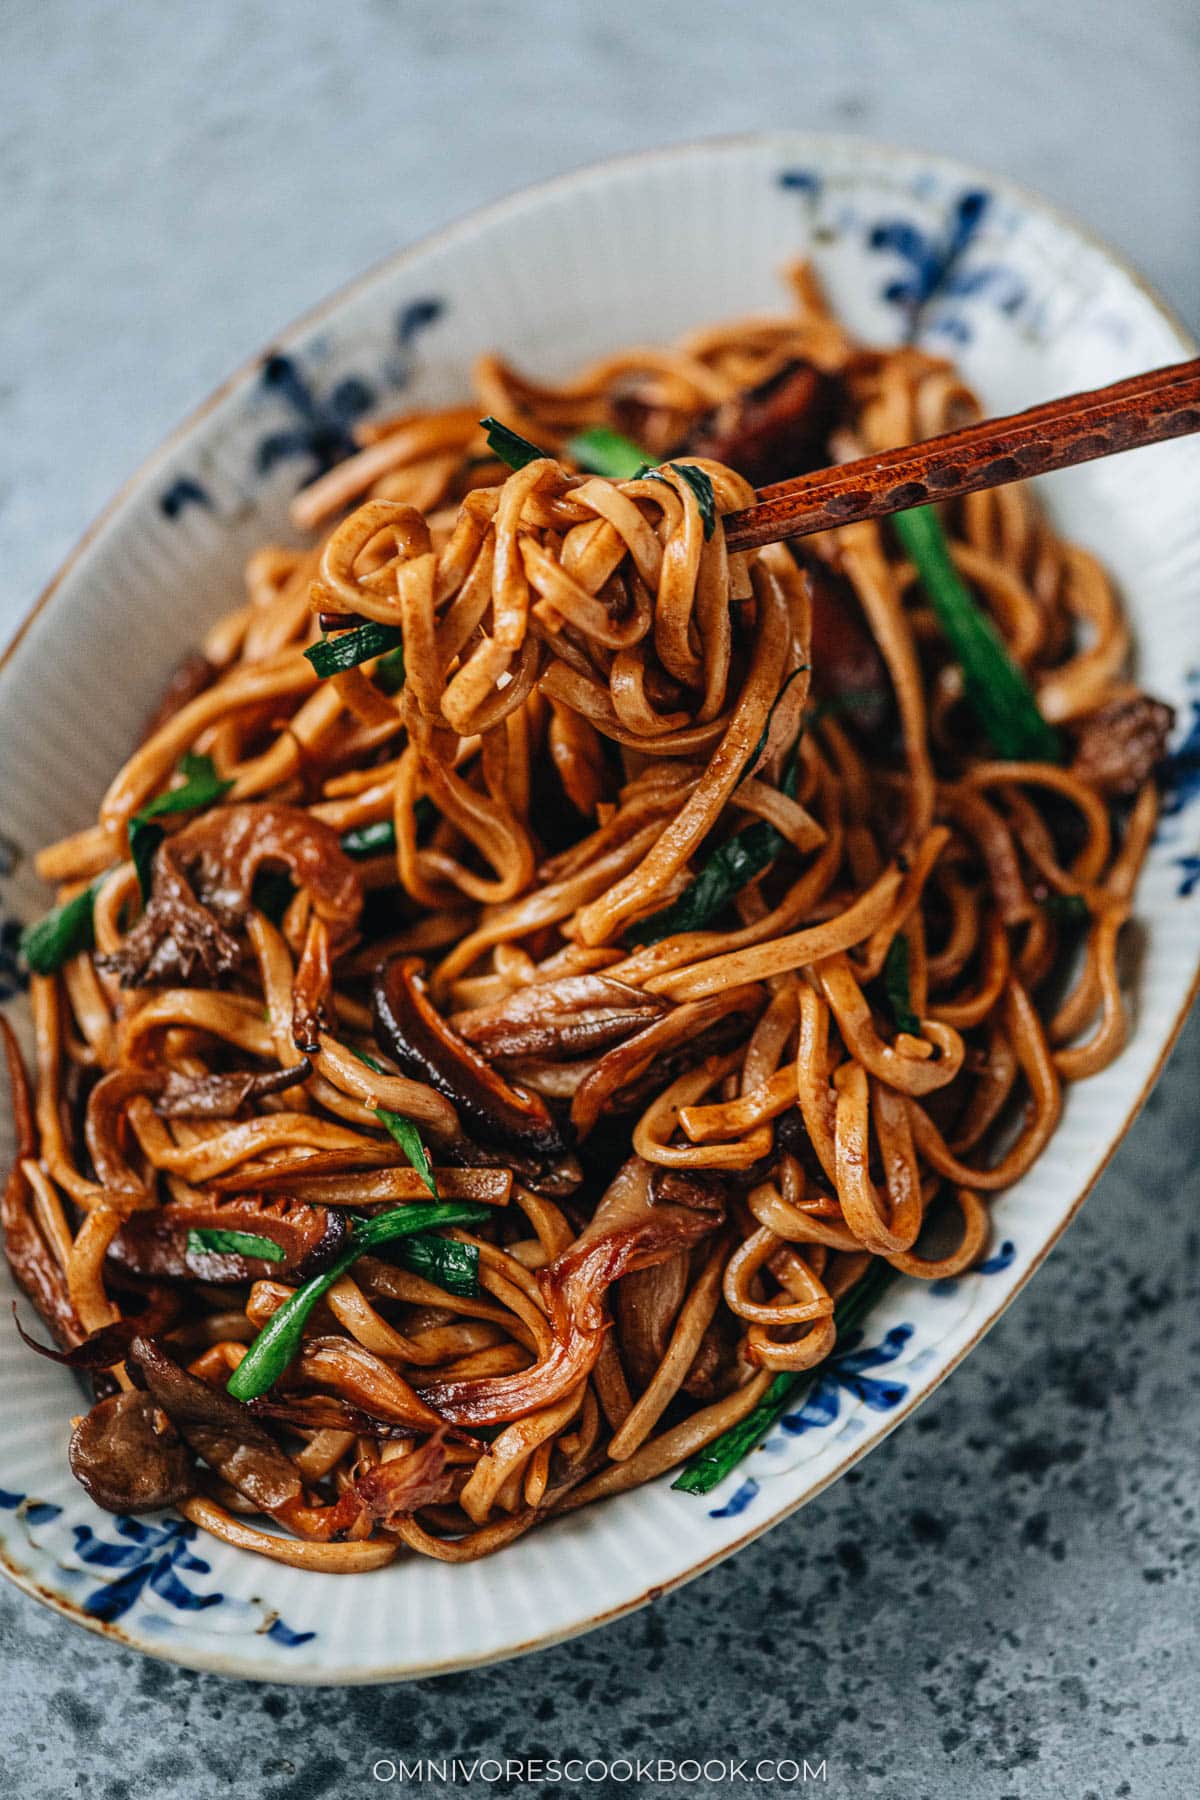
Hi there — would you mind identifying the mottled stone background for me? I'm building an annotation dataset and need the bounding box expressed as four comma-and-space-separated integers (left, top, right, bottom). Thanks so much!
1, 3, 1197, 1797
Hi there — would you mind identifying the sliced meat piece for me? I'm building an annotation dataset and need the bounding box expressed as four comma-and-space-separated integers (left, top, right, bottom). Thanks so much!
68, 1389, 194, 1513
680, 359, 845, 489
127, 1336, 305, 1513
794, 551, 891, 739
452, 974, 665, 1061
1071, 695, 1175, 797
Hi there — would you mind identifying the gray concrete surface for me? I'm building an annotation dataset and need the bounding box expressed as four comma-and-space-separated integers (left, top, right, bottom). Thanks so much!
1, 2, 1198, 1795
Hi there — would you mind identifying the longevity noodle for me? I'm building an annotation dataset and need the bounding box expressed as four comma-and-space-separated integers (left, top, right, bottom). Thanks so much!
2, 267, 1174, 1569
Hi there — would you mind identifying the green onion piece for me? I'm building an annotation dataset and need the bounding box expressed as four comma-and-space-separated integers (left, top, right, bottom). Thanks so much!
340, 819, 396, 860
479, 416, 551, 471
129, 821, 164, 904
805, 689, 887, 726
376, 1107, 438, 1197
627, 693, 804, 947
373, 643, 407, 694
1044, 891, 1089, 925
883, 933, 920, 1036
19, 882, 102, 976
670, 463, 717, 539
339, 798, 433, 860
893, 506, 1060, 762
393, 1232, 479, 1298
187, 1228, 285, 1263
745, 665, 809, 777
135, 751, 233, 824
672, 1262, 894, 1496
343, 1045, 437, 1194
304, 620, 405, 679
128, 752, 234, 902
625, 818, 783, 946
566, 426, 649, 480
226, 1201, 491, 1400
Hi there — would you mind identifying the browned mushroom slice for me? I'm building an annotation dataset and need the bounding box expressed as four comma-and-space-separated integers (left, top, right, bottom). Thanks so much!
373, 956, 567, 1158
648, 1167, 728, 1213
68, 1390, 194, 1513
108, 1193, 348, 1284
355, 1434, 457, 1524
615, 1250, 691, 1393
85, 1063, 314, 1199
452, 974, 666, 1062
14, 1287, 181, 1370
247, 1394, 421, 1438
154, 1059, 313, 1118
101, 804, 361, 989
570, 986, 763, 1136
126, 1339, 446, 1539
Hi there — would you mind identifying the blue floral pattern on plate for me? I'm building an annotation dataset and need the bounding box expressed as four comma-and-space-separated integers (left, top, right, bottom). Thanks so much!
0, 1488, 315, 1647
1150, 670, 1200, 894
158, 295, 446, 515
707, 1322, 914, 1519
777, 171, 1027, 345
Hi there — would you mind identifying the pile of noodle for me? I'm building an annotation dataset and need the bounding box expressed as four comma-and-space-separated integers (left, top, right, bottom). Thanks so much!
2, 266, 1164, 1569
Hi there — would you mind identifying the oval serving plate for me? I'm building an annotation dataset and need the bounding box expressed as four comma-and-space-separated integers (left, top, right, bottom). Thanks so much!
1, 135, 1198, 1683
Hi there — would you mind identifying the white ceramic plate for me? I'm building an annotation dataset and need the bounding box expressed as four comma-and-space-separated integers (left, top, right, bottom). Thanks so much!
1, 135, 1198, 1683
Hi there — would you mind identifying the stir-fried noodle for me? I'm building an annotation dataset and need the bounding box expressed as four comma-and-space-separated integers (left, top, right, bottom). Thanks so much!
3, 267, 1173, 1567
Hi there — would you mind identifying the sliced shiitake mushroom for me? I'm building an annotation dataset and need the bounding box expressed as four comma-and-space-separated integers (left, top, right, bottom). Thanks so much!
373, 956, 567, 1158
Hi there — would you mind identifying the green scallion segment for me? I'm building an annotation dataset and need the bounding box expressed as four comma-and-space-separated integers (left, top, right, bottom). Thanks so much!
392, 1232, 479, 1298
566, 426, 649, 480
669, 463, 717, 539
340, 819, 397, 860
19, 882, 102, 976
627, 696, 803, 947
892, 506, 1060, 762
373, 643, 407, 694
745, 665, 809, 777
625, 817, 784, 946
226, 1201, 491, 1400
339, 797, 433, 860
376, 1107, 438, 1197
341, 1046, 438, 1196
187, 1228, 285, 1263
129, 822, 164, 904
345, 1042, 387, 1075
1044, 891, 1089, 925
135, 751, 233, 824
304, 620, 405, 679
672, 1262, 894, 1496
479, 416, 551, 471
883, 933, 919, 1036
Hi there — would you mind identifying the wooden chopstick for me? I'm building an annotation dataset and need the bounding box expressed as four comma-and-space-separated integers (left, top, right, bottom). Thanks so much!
721, 357, 1200, 555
